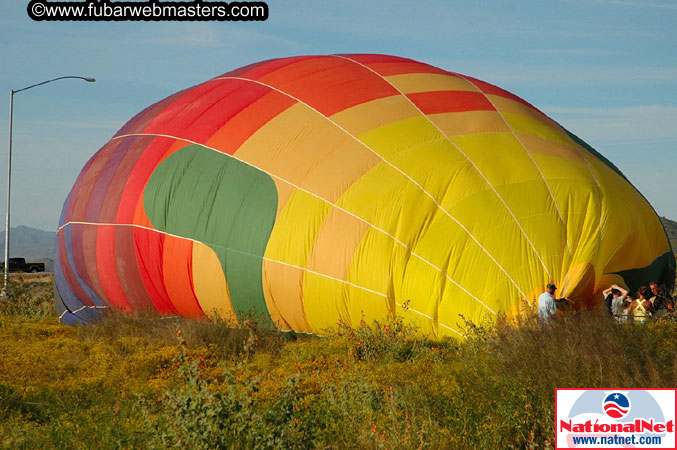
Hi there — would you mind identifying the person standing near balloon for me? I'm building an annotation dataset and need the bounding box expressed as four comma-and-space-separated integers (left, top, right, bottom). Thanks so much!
649, 281, 674, 318
538, 283, 568, 323
629, 286, 654, 324
602, 284, 629, 322
602, 284, 627, 316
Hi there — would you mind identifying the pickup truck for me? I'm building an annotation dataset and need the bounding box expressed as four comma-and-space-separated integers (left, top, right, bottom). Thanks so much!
0, 257, 45, 273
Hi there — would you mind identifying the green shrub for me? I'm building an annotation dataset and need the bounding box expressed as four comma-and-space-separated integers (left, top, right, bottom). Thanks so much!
0, 275, 54, 319
0, 279, 675, 449
141, 328, 319, 450
333, 308, 456, 364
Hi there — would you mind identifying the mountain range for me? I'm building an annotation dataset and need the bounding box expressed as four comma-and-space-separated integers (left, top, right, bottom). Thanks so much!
660, 216, 677, 253
0, 225, 56, 272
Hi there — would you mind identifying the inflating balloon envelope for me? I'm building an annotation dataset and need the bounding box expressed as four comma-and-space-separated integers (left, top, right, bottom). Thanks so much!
54, 54, 675, 338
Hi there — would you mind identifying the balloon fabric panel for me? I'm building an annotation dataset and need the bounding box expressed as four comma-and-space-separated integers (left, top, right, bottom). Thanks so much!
191, 241, 238, 325
143, 144, 277, 325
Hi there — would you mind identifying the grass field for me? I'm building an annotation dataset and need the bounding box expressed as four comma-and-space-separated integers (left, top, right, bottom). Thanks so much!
0, 275, 675, 449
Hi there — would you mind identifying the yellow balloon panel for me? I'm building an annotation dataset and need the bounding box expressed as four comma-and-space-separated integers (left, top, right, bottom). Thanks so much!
191, 242, 238, 325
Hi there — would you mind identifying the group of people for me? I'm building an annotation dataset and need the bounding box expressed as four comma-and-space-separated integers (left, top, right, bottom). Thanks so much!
603, 281, 674, 324
536, 281, 675, 324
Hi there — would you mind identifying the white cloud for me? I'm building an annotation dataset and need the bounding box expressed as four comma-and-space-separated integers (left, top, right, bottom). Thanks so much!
525, 48, 624, 56
145, 23, 224, 48
593, 0, 677, 9
143, 23, 303, 52
22, 119, 122, 131
429, 60, 677, 88
544, 105, 677, 141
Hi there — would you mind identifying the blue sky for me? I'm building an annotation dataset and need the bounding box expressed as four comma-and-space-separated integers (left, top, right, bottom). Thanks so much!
0, 0, 675, 231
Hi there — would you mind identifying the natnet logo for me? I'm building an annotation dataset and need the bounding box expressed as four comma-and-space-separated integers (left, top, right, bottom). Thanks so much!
556, 389, 676, 449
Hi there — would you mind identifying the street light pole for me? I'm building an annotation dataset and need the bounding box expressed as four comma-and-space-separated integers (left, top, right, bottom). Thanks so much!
3, 76, 95, 292
4, 90, 15, 293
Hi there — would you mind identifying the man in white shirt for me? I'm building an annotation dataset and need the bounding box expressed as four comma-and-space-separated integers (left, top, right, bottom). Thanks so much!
538, 283, 563, 322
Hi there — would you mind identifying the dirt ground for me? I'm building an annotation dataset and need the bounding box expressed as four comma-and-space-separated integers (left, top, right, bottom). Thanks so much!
7, 272, 53, 283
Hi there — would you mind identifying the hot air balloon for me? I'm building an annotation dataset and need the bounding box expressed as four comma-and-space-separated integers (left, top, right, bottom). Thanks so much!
54, 54, 675, 338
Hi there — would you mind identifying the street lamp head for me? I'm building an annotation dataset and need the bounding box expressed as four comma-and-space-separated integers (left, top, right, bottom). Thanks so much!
13, 75, 97, 94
